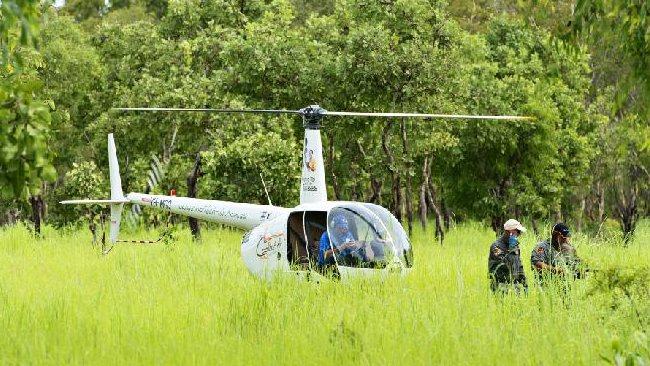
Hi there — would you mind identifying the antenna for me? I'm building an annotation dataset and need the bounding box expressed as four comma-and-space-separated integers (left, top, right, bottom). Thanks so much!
260, 172, 273, 206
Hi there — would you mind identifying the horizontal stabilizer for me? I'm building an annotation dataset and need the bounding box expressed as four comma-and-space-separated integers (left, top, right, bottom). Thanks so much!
60, 199, 130, 205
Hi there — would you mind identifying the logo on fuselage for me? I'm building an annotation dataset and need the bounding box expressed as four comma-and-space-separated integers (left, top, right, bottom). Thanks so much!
255, 231, 285, 259
304, 139, 317, 172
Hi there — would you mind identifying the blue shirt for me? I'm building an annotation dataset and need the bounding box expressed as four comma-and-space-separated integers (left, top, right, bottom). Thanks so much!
318, 230, 355, 266
318, 231, 332, 266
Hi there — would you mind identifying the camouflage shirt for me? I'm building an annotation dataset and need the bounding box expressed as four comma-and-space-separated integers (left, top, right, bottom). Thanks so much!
488, 236, 527, 291
531, 240, 582, 278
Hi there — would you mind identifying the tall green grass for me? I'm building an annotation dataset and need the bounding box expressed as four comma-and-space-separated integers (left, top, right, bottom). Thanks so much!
0, 221, 647, 365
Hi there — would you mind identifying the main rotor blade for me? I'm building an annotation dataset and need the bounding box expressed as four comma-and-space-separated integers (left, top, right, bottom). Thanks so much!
112, 107, 301, 114
323, 111, 532, 120
112, 107, 532, 120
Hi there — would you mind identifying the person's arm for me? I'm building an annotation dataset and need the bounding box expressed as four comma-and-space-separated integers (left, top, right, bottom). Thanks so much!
489, 244, 507, 262
323, 246, 337, 259
533, 260, 564, 274
531, 245, 563, 274
324, 242, 353, 259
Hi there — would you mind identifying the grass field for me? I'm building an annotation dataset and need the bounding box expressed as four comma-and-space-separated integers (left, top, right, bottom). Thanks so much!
0, 221, 648, 365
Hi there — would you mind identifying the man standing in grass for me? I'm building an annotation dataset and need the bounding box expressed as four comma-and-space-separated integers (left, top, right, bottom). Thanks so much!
530, 222, 583, 281
488, 219, 528, 294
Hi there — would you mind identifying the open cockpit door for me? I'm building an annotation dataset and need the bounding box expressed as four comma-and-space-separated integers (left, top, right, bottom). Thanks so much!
286, 211, 327, 270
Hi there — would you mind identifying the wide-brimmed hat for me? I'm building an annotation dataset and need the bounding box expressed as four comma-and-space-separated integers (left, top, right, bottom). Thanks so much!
504, 219, 527, 233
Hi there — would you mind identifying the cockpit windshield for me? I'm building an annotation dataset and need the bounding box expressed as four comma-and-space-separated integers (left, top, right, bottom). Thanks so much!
363, 203, 413, 267
324, 204, 413, 269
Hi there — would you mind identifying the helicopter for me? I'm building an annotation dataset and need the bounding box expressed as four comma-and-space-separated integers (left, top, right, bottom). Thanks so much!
62, 105, 529, 279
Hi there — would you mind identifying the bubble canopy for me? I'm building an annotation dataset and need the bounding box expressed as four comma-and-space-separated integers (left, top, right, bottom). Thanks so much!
325, 203, 413, 269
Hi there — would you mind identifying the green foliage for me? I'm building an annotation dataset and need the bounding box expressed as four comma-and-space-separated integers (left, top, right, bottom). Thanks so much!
602, 332, 649, 366
61, 0, 106, 21
40, 15, 105, 167
444, 18, 594, 224
588, 266, 649, 331
62, 161, 105, 200
572, 0, 650, 97
0, 0, 644, 233
0, 0, 42, 69
0, 74, 55, 198
202, 131, 301, 206
111, 0, 168, 18
0, 1, 55, 201
53, 161, 106, 224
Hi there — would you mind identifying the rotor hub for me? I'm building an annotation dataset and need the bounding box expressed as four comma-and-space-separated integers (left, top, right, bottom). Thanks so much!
300, 105, 326, 130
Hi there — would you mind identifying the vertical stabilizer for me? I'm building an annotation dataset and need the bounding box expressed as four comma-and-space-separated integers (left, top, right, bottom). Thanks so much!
108, 134, 124, 242
108, 133, 124, 200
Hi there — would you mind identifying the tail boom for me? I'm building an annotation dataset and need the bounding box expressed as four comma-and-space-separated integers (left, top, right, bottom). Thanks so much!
127, 193, 288, 230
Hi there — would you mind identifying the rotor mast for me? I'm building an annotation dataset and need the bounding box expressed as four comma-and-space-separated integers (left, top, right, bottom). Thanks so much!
299, 105, 328, 204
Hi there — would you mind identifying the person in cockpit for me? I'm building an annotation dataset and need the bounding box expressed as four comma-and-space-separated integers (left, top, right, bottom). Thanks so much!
318, 213, 374, 267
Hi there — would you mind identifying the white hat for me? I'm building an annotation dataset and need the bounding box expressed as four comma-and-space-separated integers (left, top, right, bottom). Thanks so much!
504, 219, 527, 233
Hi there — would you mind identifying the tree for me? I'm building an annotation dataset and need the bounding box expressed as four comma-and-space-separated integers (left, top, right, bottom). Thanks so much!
0, 1, 55, 234
442, 18, 594, 233
571, 2, 650, 239
201, 132, 301, 207
111, 0, 168, 18
572, 0, 650, 101
58, 162, 105, 241
301, 0, 470, 237
61, 0, 106, 21
39, 14, 105, 169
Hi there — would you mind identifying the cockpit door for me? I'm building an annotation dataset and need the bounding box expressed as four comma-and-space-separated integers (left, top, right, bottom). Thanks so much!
286, 211, 327, 271
327, 204, 405, 273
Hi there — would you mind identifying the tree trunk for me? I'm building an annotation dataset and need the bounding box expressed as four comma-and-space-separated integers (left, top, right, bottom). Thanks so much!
616, 185, 638, 245
187, 152, 203, 241
490, 215, 505, 237
419, 156, 429, 229
356, 140, 380, 203
423, 156, 444, 242
381, 120, 402, 221
400, 120, 413, 236
88, 211, 97, 245
326, 132, 341, 200
366, 178, 382, 204
441, 196, 451, 230
29, 195, 43, 236
597, 181, 605, 223
489, 178, 509, 235
576, 198, 586, 232
425, 182, 445, 243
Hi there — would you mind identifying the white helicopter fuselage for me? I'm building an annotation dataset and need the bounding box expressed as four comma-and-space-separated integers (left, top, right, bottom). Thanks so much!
62, 106, 414, 279
126, 192, 412, 279
62, 105, 528, 278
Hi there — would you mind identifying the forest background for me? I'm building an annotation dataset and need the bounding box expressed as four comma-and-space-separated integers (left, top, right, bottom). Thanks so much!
1, 0, 648, 242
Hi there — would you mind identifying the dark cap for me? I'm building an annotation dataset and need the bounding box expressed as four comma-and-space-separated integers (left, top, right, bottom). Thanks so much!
552, 222, 571, 237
